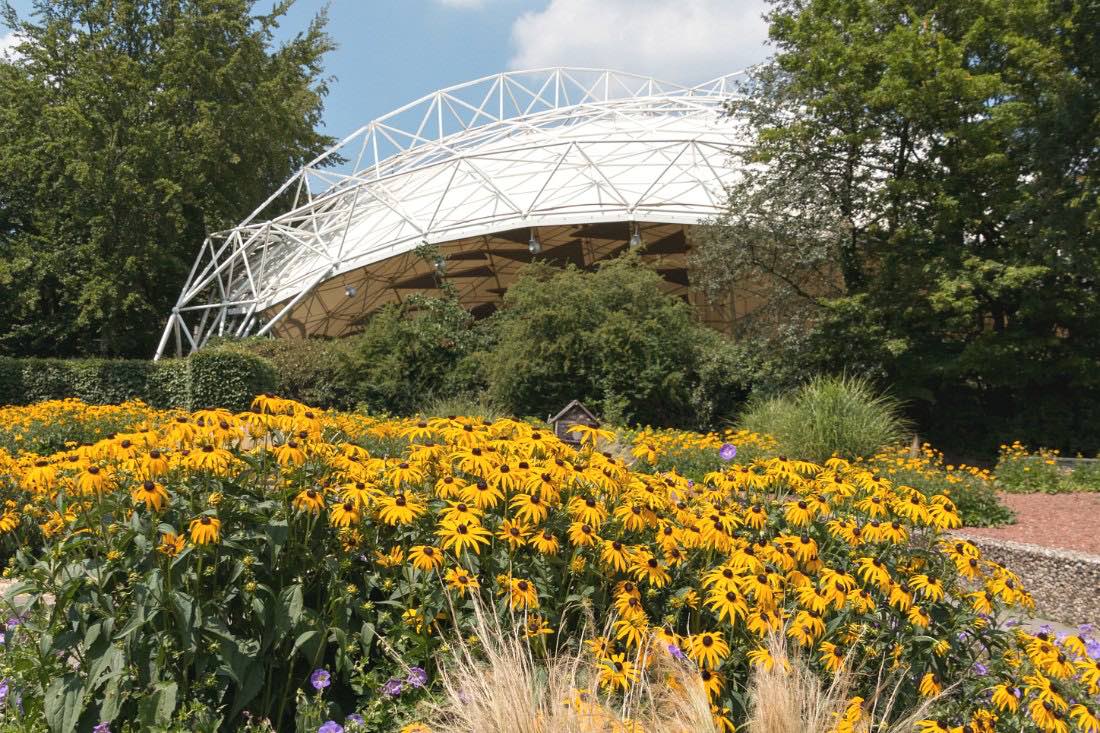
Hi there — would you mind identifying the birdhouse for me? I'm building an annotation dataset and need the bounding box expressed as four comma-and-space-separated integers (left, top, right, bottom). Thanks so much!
549, 400, 600, 445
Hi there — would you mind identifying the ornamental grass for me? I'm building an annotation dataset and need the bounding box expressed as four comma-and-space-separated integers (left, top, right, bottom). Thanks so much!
0, 396, 1095, 732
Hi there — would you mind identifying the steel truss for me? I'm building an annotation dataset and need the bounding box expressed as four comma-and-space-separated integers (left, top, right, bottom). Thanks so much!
157, 67, 749, 358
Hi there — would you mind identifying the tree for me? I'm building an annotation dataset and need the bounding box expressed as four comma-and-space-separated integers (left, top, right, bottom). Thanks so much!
694, 0, 1100, 455
0, 0, 335, 357
484, 255, 749, 427
342, 294, 488, 416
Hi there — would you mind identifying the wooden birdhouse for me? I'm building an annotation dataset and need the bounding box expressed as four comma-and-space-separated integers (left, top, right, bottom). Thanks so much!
549, 400, 600, 445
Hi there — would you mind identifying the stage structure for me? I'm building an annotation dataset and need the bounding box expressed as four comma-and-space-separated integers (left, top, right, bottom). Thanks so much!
156, 67, 753, 358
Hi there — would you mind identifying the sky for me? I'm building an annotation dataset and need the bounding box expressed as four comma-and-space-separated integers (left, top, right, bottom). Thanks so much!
1, 0, 772, 143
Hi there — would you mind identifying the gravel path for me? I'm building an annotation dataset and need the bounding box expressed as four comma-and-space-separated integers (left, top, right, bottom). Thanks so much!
964, 492, 1100, 556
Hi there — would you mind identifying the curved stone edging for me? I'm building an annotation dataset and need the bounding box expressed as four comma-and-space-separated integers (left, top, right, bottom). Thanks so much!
953, 531, 1100, 625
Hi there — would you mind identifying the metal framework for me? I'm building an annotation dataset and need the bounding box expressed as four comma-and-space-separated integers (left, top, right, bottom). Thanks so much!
157, 67, 750, 358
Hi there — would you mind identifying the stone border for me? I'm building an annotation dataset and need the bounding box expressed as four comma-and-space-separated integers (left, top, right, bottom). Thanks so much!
954, 531, 1100, 625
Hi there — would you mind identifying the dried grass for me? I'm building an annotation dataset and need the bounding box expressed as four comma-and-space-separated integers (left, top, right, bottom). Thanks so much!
424, 600, 717, 733
426, 608, 945, 733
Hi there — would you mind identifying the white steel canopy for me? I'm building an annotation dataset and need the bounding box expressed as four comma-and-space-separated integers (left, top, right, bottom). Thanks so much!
156, 67, 750, 358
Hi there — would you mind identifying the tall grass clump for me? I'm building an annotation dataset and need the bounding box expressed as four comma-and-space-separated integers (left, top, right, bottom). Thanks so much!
740, 375, 909, 463
426, 601, 717, 733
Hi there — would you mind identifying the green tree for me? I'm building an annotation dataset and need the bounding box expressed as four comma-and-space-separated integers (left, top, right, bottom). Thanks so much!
0, 0, 335, 357
484, 255, 749, 427
342, 293, 488, 415
694, 0, 1100, 455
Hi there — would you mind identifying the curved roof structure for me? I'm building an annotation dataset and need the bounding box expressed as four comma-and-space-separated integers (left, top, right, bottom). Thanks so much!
157, 67, 750, 358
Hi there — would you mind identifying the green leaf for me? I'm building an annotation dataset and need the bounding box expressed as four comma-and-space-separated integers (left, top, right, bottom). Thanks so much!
291, 629, 321, 661
275, 583, 304, 635
99, 675, 124, 723
87, 645, 125, 691
170, 590, 198, 652
44, 673, 83, 733
137, 681, 178, 728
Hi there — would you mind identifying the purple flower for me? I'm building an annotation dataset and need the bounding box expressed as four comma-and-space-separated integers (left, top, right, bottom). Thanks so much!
310, 668, 331, 691
381, 678, 404, 697
973, 662, 988, 675
4, 617, 22, 631
0, 679, 8, 707
318, 722, 343, 733
345, 714, 365, 725
718, 443, 737, 461
1080, 623, 1094, 634
667, 644, 686, 661
92, 724, 111, 733
1087, 639, 1100, 660
406, 667, 428, 688
1040, 624, 1054, 635
1004, 618, 1021, 628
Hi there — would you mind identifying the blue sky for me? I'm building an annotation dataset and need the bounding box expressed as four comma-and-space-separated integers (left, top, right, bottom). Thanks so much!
2, 0, 772, 143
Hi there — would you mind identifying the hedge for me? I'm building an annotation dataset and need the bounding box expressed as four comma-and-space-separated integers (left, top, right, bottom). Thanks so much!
0, 350, 276, 411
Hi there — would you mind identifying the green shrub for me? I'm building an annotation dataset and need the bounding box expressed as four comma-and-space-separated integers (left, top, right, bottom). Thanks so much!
994, 443, 1100, 493
740, 374, 909, 463
342, 294, 487, 415
484, 256, 740, 428
217, 337, 358, 410
188, 349, 277, 412
147, 358, 192, 409
0, 356, 23, 406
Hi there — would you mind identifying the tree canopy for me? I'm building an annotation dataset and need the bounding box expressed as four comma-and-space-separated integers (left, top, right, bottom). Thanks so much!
693, 0, 1100, 455
0, 0, 335, 357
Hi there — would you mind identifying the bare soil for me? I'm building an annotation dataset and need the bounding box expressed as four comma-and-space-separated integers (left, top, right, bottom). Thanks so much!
963, 492, 1100, 556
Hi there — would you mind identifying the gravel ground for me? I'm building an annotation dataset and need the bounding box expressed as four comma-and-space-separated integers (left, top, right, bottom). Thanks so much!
963, 492, 1100, 556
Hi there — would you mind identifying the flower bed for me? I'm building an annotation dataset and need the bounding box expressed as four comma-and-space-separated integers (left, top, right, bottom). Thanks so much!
0, 398, 1094, 732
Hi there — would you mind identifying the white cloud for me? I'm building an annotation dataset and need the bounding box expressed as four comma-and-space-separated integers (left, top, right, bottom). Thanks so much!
0, 31, 23, 62
509, 0, 770, 84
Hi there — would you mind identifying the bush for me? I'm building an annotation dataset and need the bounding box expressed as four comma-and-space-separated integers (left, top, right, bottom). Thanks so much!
188, 349, 277, 412
216, 337, 359, 410
739, 375, 909, 463
994, 441, 1100, 493
0, 351, 274, 413
868, 444, 1015, 527
484, 256, 742, 427
342, 294, 487, 415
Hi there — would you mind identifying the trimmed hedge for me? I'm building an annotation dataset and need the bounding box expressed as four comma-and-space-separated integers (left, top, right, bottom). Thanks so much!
0, 350, 275, 411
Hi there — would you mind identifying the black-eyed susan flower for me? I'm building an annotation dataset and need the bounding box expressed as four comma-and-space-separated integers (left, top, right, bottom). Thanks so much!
408, 545, 444, 573
505, 577, 538, 610
131, 479, 170, 512
329, 501, 361, 528
597, 653, 638, 691
158, 531, 186, 557
496, 519, 530, 549
292, 487, 325, 514
189, 515, 221, 545
686, 631, 729, 669
443, 567, 478, 596
436, 519, 491, 556
529, 529, 559, 555
919, 672, 942, 697
377, 492, 426, 526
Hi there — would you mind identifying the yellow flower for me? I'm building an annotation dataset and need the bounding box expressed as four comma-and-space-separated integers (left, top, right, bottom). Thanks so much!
188, 515, 221, 545
330, 501, 361, 528
686, 631, 729, 669
598, 653, 638, 691
0, 510, 20, 534
436, 519, 491, 556
443, 567, 479, 597
377, 492, 426, 526
504, 577, 539, 610
292, 487, 325, 514
408, 545, 444, 573
919, 672, 942, 697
